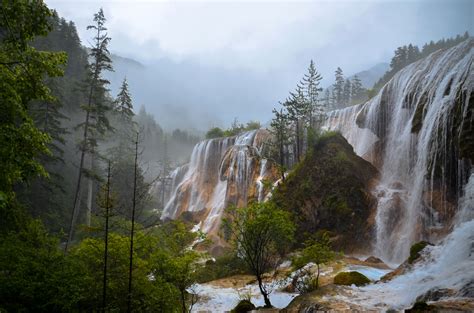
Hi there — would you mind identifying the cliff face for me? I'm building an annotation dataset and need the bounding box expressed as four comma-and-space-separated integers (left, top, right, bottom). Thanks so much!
271, 133, 379, 252
161, 130, 279, 244
325, 39, 474, 263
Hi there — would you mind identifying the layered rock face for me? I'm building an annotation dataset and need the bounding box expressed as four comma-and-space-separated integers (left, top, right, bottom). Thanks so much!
161, 130, 279, 238
325, 39, 474, 263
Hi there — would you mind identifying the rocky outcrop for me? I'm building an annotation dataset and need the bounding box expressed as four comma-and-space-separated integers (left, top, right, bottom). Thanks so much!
271, 133, 379, 252
161, 130, 280, 249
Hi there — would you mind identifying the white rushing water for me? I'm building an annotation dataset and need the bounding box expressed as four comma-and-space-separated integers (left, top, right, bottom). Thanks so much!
334, 171, 474, 310
325, 39, 474, 264
191, 283, 297, 312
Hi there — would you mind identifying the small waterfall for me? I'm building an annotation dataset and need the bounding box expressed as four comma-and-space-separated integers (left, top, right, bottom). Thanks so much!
161, 129, 276, 236
325, 39, 474, 263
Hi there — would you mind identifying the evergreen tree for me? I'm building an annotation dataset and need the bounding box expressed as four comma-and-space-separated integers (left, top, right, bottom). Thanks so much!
115, 77, 134, 121
407, 44, 421, 63
332, 67, 345, 108
67, 8, 114, 250
342, 79, 352, 107
269, 108, 291, 180
350, 75, 364, 103
284, 85, 310, 162
322, 88, 329, 108
300, 60, 324, 128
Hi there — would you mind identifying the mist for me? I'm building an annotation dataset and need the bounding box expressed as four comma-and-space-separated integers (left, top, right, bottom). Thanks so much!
47, 0, 473, 131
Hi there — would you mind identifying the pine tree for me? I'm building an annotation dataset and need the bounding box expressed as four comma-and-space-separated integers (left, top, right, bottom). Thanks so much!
115, 78, 134, 121
127, 132, 139, 313
66, 8, 114, 250
300, 60, 324, 128
284, 85, 310, 162
269, 108, 291, 180
407, 44, 421, 63
323, 88, 331, 110
342, 79, 352, 107
351, 75, 364, 104
333, 67, 345, 108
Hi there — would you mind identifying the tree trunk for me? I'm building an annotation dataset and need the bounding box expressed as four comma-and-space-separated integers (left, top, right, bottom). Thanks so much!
180, 289, 187, 313
257, 275, 272, 308
316, 263, 320, 289
102, 161, 111, 312
127, 133, 139, 313
295, 119, 300, 162
86, 152, 94, 226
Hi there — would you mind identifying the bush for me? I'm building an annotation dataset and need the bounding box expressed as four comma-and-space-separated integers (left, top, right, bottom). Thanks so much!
231, 299, 256, 313
196, 253, 249, 283
333, 271, 370, 286
206, 127, 225, 139
408, 241, 430, 264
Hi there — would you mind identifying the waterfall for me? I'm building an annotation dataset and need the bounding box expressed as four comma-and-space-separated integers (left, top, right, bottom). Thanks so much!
161, 129, 276, 236
337, 171, 474, 310
325, 39, 474, 263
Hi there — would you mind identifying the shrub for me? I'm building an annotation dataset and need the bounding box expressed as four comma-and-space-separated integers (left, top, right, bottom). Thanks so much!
206, 127, 225, 139
408, 241, 430, 264
333, 271, 370, 286
231, 299, 256, 313
196, 253, 249, 283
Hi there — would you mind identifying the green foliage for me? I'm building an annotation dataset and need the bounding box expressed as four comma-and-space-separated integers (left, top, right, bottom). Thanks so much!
245, 120, 261, 130
223, 201, 295, 307
292, 233, 336, 292
206, 126, 225, 139
231, 299, 256, 313
0, 0, 66, 220
373, 32, 469, 91
333, 271, 370, 286
0, 216, 201, 312
292, 235, 335, 271
408, 241, 430, 264
196, 253, 250, 283
206, 119, 262, 139
271, 132, 378, 248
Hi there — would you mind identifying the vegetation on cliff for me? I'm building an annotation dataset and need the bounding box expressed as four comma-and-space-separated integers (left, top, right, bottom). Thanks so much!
271, 132, 378, 250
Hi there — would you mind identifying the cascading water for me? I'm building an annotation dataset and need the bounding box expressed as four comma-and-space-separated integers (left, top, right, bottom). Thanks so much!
334, 171, 474, 310
325, 39, 473, 264
161, 129, 276, 237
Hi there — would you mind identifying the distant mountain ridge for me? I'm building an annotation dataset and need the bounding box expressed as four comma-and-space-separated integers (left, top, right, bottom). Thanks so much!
349, 62, 389, 88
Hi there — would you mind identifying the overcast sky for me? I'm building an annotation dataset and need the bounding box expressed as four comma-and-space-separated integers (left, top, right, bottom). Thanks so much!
45, 0, 473, 130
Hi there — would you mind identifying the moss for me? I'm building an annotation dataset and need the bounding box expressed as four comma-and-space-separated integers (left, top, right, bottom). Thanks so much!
333, 271, 370, 286
231, 300, 256, 313
271, 133, 378, 250
408, 241, 429, 264
411, 92, 429, 134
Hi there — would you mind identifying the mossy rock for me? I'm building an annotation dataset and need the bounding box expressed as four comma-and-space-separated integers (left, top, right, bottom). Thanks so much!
271, 132, 379, 251
408, 241, 430, 264
405, 301, 436, 312
333, 271, 370, 286
231, 300, 256, 313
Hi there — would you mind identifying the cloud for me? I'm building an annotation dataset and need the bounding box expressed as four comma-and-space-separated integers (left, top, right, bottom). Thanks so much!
45, 0, 473, 129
